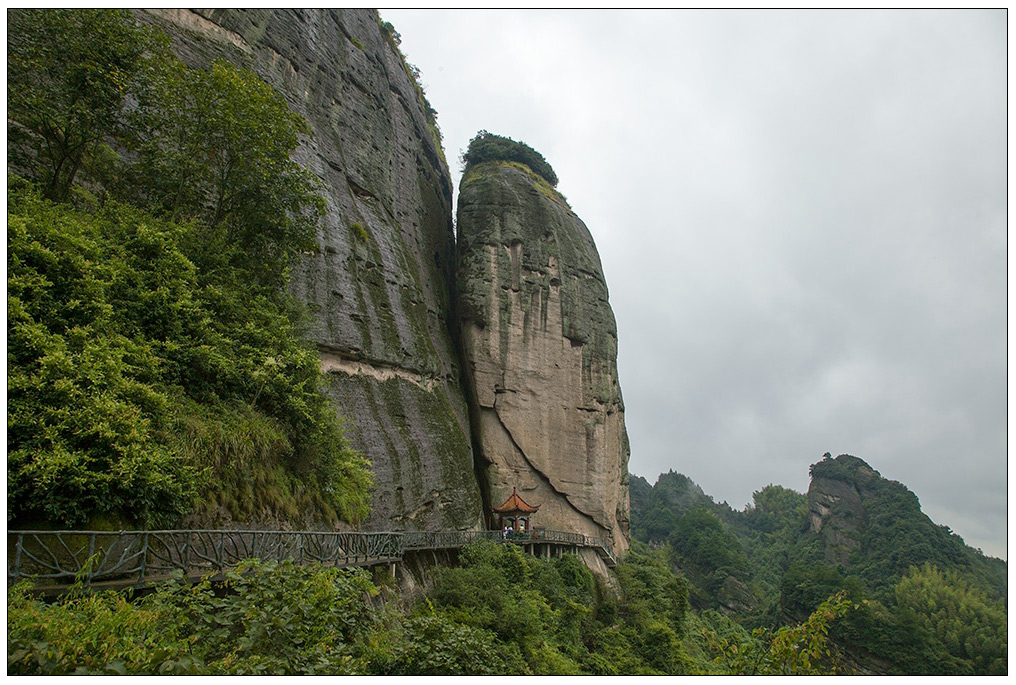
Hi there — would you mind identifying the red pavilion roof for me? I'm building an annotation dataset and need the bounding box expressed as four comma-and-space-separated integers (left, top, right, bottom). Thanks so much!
493, 487, 540, 515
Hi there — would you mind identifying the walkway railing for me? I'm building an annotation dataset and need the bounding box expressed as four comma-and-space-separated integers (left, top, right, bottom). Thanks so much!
7, 528, 616, 590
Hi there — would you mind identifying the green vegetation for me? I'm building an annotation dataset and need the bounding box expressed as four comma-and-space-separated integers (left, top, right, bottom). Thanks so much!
7, 9, 371, 529
7, 9, 160, 203
630, 455, 1007, 674
893, 563, 1007, 674
350, 222, 368, 242
704, 591, 851, 675
461, 130, 559, 187
7, 541, 849, 675
377, 14, 444, 164
8, 561, 378, 675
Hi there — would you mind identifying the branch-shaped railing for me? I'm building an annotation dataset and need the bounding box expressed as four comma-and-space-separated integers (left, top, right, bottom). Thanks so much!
7, 528, 615, 589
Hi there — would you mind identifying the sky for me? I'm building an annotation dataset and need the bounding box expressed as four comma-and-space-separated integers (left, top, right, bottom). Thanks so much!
380, 9, 1008, 560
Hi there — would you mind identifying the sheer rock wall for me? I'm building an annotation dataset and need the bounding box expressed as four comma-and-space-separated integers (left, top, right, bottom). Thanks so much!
143, 10, 631, 551
457, 163, 631, 554
140, 8, 482, 531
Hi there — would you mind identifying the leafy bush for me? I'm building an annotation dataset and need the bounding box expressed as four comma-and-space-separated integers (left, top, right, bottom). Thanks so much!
8, 561, 379, 675
422, 540, 695, 674
8, 188, 200, 527
374, 615, 519, 675
7, 182, 371, 528
461, 130, 559, 187
704, 591, 851, 675
7, 9, 373, 528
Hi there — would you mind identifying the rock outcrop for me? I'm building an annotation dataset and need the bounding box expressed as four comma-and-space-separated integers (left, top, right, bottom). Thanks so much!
140, 10, 632, 551
139, 8, 482, 532
457, 162, 631, 555
807, 454, 879, 566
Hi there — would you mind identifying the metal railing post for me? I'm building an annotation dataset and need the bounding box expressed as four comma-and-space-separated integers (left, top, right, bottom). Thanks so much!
12, 533, 24, 583
85, 533, 96, 587
139, 532, 150, 584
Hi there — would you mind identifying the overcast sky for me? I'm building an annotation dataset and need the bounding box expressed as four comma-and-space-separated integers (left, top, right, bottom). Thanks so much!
380, 9, 1007, 560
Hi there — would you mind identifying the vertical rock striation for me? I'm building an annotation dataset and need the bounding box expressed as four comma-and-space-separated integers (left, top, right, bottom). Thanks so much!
139, 8, 482, 531
457, 162, 631, 555
141, 10, 633, 548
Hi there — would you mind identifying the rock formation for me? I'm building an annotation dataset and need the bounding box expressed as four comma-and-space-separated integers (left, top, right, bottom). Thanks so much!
457, 162, 631, 556
139, 8, 482, 532
807, 454, 878, 565
140, 9, 631, 552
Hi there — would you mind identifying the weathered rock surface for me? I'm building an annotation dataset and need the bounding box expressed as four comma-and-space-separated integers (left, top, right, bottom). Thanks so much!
457, 162, 631, 554
140, 10, 633, 548
807, 454, 877, 565
139, 9, 482, 531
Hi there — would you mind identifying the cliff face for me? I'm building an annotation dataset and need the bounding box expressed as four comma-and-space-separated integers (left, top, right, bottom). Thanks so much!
807, 454, 879, 566
143, 10, 631, 547
457, 163, 631, 555
140, 8, 482, 531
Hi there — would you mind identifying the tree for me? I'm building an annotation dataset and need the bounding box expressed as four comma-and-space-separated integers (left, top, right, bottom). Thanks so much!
10, 9, 325, 285
127, 59, 325, 284
7, 9, 164, 202
893, 564, 1007, 675
669, 508, 750, 592
706, 591, 851, 675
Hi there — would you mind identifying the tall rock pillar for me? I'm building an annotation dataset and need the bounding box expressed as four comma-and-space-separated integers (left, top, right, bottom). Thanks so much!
457, 162, 631, 556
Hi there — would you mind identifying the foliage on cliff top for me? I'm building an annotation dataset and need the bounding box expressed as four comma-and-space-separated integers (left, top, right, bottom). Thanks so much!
7, 9, 371, 528
377, 14, 445, 166
461, 130, 559, 188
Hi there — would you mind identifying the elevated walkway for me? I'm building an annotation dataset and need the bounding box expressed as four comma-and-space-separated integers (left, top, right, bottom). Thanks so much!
8, 528, 617, 592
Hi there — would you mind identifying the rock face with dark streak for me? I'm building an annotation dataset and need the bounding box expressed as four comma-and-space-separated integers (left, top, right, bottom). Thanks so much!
456, 162, 631, 556
140, 10, 633, 551
807, 454, 876, 566
139, 8, 483, 531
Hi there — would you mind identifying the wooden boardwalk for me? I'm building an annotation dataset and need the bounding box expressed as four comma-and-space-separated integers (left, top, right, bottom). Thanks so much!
8, 528, 616, 592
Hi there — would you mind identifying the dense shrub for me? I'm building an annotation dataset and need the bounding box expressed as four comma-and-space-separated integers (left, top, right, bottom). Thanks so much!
7, 183, 371, 528
461, 130, 559, 187
7, 562, 378, 675
7, 543, 866, 675
7, 9, 372, 528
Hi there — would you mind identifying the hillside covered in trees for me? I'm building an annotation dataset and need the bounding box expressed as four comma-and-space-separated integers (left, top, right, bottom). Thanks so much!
630, 454, 1007, 674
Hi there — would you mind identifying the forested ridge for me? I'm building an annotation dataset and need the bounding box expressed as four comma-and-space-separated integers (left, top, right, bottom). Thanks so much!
630, 454, 1007, 674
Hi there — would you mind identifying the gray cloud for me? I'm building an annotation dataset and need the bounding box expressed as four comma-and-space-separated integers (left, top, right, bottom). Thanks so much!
383, 9, 1007, 559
